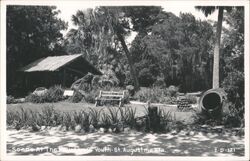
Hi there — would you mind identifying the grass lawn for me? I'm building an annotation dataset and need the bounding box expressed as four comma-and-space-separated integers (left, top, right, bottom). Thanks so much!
7, 101, 196, 124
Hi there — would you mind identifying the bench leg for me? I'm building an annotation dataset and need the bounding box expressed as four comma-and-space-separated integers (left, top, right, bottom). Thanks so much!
119, 99, 123, 107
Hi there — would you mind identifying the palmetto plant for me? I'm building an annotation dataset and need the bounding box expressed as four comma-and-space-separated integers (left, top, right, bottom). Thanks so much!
62, 112, 72, 130
100, 112, 112, 129
88, 108, 102, 128
81, 110, 91, 131
7, 111, 16, 126
72, 110, 84, 125
106, 107, 120, 126
119, 106, 137, 128
41, 105, 57, 126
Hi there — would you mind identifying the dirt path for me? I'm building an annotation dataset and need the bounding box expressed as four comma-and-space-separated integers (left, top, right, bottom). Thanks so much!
7, 129, 244, 156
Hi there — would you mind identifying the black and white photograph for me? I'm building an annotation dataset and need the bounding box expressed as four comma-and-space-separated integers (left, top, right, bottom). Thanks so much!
0, 0, 249, 160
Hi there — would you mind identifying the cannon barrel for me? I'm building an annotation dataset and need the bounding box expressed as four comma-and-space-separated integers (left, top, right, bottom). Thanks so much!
199, 88, 227, 119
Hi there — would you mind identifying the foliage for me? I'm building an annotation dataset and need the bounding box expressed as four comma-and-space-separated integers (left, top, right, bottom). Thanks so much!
69, 91, 84, 103
142, 106, 174, 132
93, 69, 120, 88
25, 93, 45, 103
134, 87, 178, 104
7, 6, 67, 96
221, 7, 244, 127
40, 105, 60, 126
166, 85, 179, 97
222, 70, 244, 104
192, 112, 222, 126
222, 103, 244, 128
120, 106, 137, 128
7, 95, 18, 104
44, 85, 64, 102
130, 12, 214, 91
126, 85, 135, 96
88, 108, 102, 128
83, 90, 98, 104
25, 85, 65, 103
221, 7, 244, 106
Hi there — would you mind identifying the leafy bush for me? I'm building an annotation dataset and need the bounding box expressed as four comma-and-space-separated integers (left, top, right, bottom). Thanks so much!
222, 70, 244, 107
44, 85, 64, 102
25, 93, 45, 103
141, 106, 174, 132
222, 70, 244, 128
84, 90, 99, 104
153, 77, 166, 88
69, 91, 84, 103
126, 85, 135, 96
7, 95, 17, 104
25, 85, 65, 103
89, 108, 102, 128
222, 103, 244, 128
119, 106, 137, 128
166, 85, 179, 97
134, 86, 178, 104
93, 69, 120, 88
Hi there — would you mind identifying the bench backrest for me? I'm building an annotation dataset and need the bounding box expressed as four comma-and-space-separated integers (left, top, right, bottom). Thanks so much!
99, 90, 125, 98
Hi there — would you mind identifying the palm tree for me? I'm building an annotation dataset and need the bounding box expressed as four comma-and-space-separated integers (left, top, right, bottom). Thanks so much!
195, 6, 223, 89
195, 6, 231, 89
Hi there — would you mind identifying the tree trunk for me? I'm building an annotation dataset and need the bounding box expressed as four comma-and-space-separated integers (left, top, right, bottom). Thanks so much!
116, 31, 140, 91
212, 7, 224, 89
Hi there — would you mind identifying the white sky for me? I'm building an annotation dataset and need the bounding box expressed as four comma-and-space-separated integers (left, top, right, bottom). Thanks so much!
56, 5, 218, 44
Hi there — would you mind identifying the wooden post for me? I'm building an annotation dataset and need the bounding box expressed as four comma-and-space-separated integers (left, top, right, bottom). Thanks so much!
147, 104, 160, 132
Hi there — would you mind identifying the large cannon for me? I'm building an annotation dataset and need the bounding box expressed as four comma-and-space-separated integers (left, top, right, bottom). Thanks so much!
199, 88, 227, 120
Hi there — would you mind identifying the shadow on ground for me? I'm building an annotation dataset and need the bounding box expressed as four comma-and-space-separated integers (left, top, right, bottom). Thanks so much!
7, 129, 244, 156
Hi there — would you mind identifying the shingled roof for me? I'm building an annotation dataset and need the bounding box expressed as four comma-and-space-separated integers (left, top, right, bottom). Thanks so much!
19, 54, 102, 75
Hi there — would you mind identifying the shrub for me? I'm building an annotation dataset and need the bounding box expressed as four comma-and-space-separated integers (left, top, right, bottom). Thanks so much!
69, 91, 84, 103
84, 90, 99, 104
7, 95, 17, 104
192, 112, 222, 126
45, 85, 64, 102
134, 86, 178, 104
119, 106, 137, 128
153, 77, 166, 88
141, 106, 174, 132
134, 87, 163, 103
89, 108, 102, 128
40, 105, 57, 126
126, 85, 135, 96
25, 93, 45, 103
222, 70, 244, 105
166, 85, 179, 97
222, 103, 244, 128
25, 85, 65, 103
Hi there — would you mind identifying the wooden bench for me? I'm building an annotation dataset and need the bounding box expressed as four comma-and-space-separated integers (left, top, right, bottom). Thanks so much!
95, 90, 125, 107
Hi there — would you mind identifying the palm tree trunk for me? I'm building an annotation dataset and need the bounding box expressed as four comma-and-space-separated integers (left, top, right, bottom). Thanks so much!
116, 31, 140, 91
213, 7, 224, 89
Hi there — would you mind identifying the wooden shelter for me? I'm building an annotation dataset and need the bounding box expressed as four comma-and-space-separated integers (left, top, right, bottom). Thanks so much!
18, 54, 102, 93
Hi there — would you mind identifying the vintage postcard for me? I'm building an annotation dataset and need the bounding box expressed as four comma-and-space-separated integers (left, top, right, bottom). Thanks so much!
0, 0, 249, 161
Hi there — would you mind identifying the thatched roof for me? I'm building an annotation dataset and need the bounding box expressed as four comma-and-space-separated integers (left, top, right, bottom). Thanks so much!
19, 54, 102, 75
